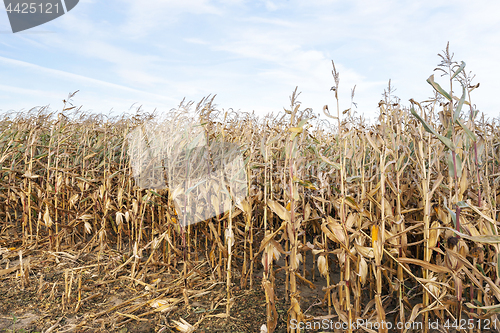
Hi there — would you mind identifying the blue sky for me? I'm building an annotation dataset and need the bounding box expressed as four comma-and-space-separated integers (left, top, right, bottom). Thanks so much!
1, 0, 499, 122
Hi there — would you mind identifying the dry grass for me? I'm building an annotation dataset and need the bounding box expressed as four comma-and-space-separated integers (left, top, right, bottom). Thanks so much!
1, 45, 500, 333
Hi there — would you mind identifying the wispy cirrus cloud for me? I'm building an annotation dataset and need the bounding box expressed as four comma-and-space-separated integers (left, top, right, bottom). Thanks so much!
0, 55, 177, 114
0, 56, 174, 98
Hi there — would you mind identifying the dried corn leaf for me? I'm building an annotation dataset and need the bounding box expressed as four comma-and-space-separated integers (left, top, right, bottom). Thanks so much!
429, 220, 441, 248
397, 258, 451, 273
354, 244, 374, 259
444, 228, 500, 244
359, 256, 368, 285
172, 318, 194, 333
43, 205, 53, 228
267, 199, 290, 221
322, 217, 346, 245
317, 255, 328, 277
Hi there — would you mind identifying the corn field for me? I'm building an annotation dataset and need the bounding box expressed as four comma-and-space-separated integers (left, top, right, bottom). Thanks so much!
1, 45, 500, 332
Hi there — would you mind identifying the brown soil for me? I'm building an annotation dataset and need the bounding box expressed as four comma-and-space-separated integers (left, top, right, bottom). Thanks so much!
0, 240, 330, 333
1, 233, 498, 333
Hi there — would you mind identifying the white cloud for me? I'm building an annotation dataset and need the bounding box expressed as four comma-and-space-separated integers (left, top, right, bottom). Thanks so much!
241, 17, 296, 27
121, 0, 223, 38
2, 0, 499, 122
184, 37, 209, 45
0, 56, 171, 99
